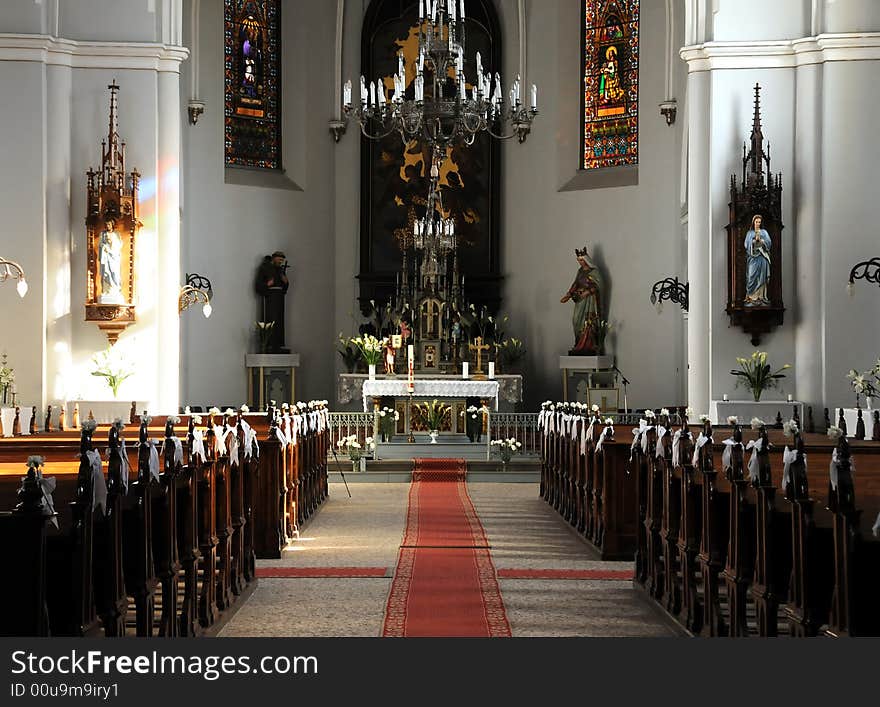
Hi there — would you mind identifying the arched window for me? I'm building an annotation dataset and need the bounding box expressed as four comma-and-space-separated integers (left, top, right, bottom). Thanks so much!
224, 0, 281, 169
582, 0, 639, 170
359, 0, 502, 311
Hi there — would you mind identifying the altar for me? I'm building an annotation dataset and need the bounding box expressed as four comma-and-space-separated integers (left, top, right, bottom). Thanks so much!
337, 373, 523, 411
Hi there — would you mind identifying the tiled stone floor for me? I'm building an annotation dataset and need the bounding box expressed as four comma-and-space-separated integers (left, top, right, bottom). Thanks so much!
219, 482, 680, 637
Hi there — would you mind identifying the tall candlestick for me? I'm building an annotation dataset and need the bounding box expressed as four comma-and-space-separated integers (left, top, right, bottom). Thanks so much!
488, 362, 495, 379
462, 362, 469, 379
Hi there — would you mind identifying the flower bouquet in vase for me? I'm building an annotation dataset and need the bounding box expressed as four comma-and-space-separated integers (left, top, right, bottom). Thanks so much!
491, 438, 523, 467
378, 406, 399, 442
353, 335, 386, 379
730, 351, 791, 402
0, 352, 14, 406
336, 434, 375, 472
90, 347, 133, 399
847, 361, 880, 409
416, 399, 450, 443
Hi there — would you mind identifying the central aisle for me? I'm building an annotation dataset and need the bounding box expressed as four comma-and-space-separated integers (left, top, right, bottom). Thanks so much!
220, 482, 680, 638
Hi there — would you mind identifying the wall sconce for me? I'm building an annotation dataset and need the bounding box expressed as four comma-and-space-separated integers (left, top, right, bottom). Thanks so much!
847, 257, 880, 296
179, 272, 213, 318
650, 276, 689, 313
0, 257, 28, 297
659, 100, 677, 126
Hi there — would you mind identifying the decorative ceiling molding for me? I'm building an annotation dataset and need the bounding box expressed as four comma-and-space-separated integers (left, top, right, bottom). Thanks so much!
681, 32, 880, 72
0, 34, 189, 72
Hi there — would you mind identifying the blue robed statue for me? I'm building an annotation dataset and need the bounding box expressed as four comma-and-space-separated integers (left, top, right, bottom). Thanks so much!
744, 214, 771, 306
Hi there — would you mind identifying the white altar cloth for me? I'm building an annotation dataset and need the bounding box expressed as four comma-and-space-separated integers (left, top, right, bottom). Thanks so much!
361, 379, 500, 412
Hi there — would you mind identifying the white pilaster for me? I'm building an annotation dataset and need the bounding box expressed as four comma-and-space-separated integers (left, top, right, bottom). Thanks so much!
686, 69, 711, 414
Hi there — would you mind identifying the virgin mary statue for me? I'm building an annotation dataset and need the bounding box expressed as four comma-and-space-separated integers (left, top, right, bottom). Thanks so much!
744, 214, 771, 306
561, 249, 603, 355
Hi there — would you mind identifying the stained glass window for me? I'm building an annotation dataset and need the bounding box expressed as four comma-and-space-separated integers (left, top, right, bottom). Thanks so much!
582, 0, 639, 170
224, 0, 281, 169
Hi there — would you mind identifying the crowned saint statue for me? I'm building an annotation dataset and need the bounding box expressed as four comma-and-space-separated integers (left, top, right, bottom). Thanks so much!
255, 251, 290, 353
744, 214, 771, 306
98, 219, 124, 305
561, 248, 604, 355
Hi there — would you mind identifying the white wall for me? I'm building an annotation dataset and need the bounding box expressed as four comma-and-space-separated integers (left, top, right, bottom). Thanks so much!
0, 0, 186, 415
180, 0, 337, 407
683, 0, 880, 413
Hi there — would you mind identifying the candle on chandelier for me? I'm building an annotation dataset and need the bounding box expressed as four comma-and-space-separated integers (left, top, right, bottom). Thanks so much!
460, 0, 465, 21
531, 84, 538, 110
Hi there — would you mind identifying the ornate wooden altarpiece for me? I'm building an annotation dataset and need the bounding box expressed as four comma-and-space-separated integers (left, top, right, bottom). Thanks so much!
725, 84, 784, 346
85, 82, 141, 345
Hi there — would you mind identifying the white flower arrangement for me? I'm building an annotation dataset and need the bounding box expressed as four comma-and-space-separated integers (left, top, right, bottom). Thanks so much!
192, 414, 203, 425
27, 455, 44, 469
281, 402, 290, 410
223, 408, 235, 417
699, 414, 711, 424
604, 417, 614, 426
591, 404, 600, 413
644, 409, 656, 420
727, 415, 739, 426
337, 434, 372, 462
170, 416, 181, 425
827, 426, 843, 441
81, 419, 98, 433
491, 438, 523, 463
685, 407, 695, 419
112, 417, 125, 430
352, 334, 387, 366
208, 407, 221, 416
660, 408, 670, 417
240, 404, 249, 414
783, 419, 799, 438
184, 406, 192, 415
141, 414, 153, 426
750, 417, 764, 430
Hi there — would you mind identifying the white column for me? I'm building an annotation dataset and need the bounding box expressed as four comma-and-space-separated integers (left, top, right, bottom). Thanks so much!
792, 62, 824, 410
686, 68, 711, 414
155, 68, 182, 412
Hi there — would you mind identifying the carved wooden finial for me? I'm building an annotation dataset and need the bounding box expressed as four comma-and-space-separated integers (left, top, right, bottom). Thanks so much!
45, 404, 52, 433
855, 407, 866, 441
12, 406, 21, 436
73, 402, 80, 428
29, 406, 37, 435
837, 408, 847, 436
130, 401, 136, 424
59, 405, 66, 431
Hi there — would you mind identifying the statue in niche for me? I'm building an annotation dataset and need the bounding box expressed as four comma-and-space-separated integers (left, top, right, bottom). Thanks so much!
255, 251, 290, 353
561, 247, 604, 356
744, 214, 771, 306
99, 219, 124, 305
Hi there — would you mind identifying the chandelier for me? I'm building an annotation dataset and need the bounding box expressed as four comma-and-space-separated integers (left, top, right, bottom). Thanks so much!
342, 0, 538, 147
0, 257, 28, 298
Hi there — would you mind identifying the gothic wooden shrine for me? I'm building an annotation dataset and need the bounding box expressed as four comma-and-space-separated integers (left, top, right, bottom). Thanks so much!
725, 84, 784, 345
85, 82, 141, 346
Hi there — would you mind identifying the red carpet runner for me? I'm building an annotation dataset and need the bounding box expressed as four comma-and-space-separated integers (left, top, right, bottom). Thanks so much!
382, 459, 511, 637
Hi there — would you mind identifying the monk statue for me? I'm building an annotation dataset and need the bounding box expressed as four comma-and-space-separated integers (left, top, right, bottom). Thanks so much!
255, 251, 290, 353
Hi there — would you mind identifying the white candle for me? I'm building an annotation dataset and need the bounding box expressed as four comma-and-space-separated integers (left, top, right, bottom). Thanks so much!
531, 84, 538, 110
488, 362, 495, 379
419, 0, 424, 19
722, 394, 729, 402
460, 0, 465, 20
787, 394, 794, 402
462, 362, 469, 379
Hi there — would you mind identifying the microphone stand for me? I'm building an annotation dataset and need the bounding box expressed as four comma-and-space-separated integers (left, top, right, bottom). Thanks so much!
613, 365, 631, 414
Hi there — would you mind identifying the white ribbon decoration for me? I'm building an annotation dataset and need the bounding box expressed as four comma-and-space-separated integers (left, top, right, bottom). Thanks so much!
655, 426, 668, 460
596, 426, 613, 454
630, 427, 641, 459
872, 511, 880, 538
692, 433, 711, 468
828, 448, 854, 490
275, 425, 288, 449
746, 437, 764, 482
213, 424, 228, 456
671, 429, 683, 467
86, 449, 107, 515
36, 469, 59, 529
191, 428, 206, 462
228, 432, 240, 468
165, 436, 183, 466
147, 442, 160, 482
118, 438, 130, 493
782, 446, 799, 490
721, 438, 743, 473
640, 425, 654, 455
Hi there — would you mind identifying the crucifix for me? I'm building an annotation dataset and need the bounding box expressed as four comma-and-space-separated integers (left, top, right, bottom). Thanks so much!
469, 337, 490, 374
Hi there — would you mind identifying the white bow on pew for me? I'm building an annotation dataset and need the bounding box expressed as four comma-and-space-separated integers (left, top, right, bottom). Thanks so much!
655, 426, 668, 460
163, 436, 183, 467
671, 429, 684, 467
117, 438, 130, 494
596, 424, 613, 454
873, 511, 880, 538
35, 468, 59, 529
745, 437, 764, 482
191, 428, 206, 462
85, 449, 107, 514
240, 419, 258, 459
782, 446, 801, 490
275, 424, 288, 449
721, 438, 743, 473
828, 448, 855, 490
212, 424, 228, 455
228, 431, 240, 468
147, 441, 161, 482
692, 433, 712, 468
